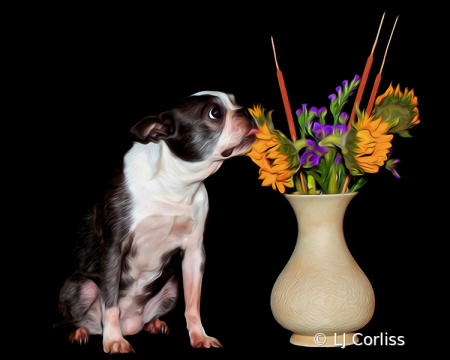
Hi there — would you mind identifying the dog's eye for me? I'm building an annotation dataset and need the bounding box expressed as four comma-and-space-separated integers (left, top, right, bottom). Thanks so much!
208, 106, 221, 120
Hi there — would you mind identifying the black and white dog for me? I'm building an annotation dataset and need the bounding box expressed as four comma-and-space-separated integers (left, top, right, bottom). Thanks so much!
56, 91, 258, 353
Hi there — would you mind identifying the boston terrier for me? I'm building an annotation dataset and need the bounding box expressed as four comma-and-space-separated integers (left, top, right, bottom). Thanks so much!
56, 91, 259, 353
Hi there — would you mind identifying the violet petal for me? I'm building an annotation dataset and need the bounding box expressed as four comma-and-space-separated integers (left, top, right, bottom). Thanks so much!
335, 124, 347, 134
314, 144, 329, 154
312, 122, 323, 132
324, 125, 334, 136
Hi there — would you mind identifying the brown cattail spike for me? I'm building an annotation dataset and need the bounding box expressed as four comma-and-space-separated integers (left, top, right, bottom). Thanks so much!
380, 15, 399, 74
271, 36, 279, 70
366, 15, 399, 115
271, 36, 297, 142
348, 12, 386, 129
371, 12, 385, 56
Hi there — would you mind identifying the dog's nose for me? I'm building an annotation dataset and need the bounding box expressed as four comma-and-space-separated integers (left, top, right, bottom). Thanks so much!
236, 108, 258, 130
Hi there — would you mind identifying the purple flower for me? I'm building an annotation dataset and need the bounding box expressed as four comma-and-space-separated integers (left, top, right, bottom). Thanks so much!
342, 80, 348, 88
299, 149, 321, 167
340, 112, 348, 121
318, 106, 326, 115
334, 153, 342, 164
328, 94, 337, 101
312, 122, 334, 139
336, 86, 342, 94
353, 75, 360, 82
335, 124, 347, 135
310, 106, 318, 115
296, 104, 309, 116
306, 139, 328, 154
314, 144, 328, 154
385, 159, 401, 179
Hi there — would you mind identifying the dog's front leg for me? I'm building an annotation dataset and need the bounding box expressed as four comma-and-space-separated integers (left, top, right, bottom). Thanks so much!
101, 242, 135, 354
182, 241, 223, 348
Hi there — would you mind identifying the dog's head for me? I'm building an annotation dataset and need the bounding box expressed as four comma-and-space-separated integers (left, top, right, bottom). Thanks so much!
130, 91, 258, 163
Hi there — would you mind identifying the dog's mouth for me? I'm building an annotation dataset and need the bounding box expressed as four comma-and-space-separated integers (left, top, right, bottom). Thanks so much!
220, 128, 259, 158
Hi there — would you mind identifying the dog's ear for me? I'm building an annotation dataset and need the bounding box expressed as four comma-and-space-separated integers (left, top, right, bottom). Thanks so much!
130, 113, 175, 144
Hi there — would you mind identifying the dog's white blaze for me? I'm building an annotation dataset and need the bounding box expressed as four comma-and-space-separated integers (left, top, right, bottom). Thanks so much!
191, 90, 242, 111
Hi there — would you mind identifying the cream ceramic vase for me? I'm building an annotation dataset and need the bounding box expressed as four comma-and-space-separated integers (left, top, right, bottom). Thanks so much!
270, 193, 375, 347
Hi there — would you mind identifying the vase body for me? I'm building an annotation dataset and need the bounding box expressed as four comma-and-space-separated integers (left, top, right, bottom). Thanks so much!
270, 193, 375, 347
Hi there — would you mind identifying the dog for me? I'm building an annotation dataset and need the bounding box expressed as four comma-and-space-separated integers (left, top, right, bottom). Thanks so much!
56, 91, 259, 353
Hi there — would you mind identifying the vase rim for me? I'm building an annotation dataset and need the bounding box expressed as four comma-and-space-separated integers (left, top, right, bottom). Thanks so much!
284, 192, 358, 197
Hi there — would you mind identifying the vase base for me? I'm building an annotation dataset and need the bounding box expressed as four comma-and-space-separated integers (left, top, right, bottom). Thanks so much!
290, 333, 359, 347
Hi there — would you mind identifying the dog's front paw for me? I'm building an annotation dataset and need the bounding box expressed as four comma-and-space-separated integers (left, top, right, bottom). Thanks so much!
189, 331, 223, 348
103, 337, 135, 354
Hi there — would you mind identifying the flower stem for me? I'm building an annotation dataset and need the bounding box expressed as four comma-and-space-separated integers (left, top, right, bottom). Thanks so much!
300, 171, 307, 194
342, 174, 351, 193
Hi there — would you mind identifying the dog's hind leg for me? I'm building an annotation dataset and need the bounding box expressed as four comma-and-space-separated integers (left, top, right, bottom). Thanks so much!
141, 275, 178, 336
57, 271, 102, 343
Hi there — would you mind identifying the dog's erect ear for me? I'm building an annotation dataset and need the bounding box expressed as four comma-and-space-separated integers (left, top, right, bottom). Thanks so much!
130, 113, 175, 144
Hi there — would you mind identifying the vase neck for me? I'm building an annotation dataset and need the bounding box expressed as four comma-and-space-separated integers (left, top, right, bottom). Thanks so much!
285, 194, 356, 231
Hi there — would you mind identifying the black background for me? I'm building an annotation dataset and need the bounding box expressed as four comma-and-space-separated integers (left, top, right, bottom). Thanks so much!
20, 2, 442, 357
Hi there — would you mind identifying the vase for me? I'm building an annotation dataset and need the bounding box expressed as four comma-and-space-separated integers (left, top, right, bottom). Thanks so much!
270, 193, 375, 347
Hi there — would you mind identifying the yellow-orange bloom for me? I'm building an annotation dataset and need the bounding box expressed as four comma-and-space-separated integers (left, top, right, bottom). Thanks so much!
372, 83, 420, 136
246, 105, 299, 193
348, 113, 394, 173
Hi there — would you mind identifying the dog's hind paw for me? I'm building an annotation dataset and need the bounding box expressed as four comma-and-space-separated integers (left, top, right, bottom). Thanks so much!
144, 319, 169, 335
69, 327, 89, 345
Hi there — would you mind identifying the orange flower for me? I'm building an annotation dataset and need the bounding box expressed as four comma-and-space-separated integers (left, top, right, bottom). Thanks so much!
372, 83, 419, 137
246, 105, 299, 193
346, 112, 394, 174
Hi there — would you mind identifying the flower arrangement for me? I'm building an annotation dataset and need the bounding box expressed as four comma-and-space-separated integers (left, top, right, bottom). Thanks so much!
247, 17, 419, 194
247, 80, 419, 194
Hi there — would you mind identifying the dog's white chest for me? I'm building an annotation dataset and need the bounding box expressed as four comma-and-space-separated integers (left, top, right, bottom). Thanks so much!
122, 141, 208, 284
133, 214, 194, 260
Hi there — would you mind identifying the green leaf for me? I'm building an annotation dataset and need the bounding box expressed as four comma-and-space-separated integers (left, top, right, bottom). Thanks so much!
294, 139, 308, 152
305, 169, 322, 189
355, 103, 363, 123
306, 174, 316, 194
294, 173, 305, 194
349, 177, 368, 192
398, 130, 413, 138
318, 134, 346, 151
337, 163, 347, 193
